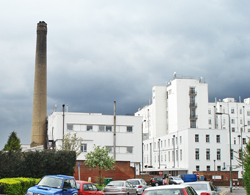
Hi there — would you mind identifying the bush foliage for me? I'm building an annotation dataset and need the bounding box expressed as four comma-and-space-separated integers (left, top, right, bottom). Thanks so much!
0, 150, 76, 179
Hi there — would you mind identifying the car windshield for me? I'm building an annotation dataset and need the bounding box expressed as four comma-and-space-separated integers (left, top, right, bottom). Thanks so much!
188, 184, 208, 190
145, 189, 183, 195
107, 181, 124, 187
173, 178, 182, 180
128, 180, 139, 185
38, 176, 63, 189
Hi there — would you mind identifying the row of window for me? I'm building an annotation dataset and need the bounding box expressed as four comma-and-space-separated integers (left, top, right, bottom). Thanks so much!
144, 149, 182, 164
195, 148, 235, 161
144, 136, 183, 151
67, 124, 133, 133
195, 134, 221, 143
80, 144, 133, 154
196, 165, 223, 172
208, 109, 250, 115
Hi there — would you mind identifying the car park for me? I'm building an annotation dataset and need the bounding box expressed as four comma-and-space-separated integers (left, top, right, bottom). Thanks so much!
127, 178, 148, 194
183, 181, 220, 195
149, 177, 163, 186
169, 177, 184, 185
25, 175, 78, 195
142, 184, 197, 195
76, 180, 104, 195
104, 180, 137, 195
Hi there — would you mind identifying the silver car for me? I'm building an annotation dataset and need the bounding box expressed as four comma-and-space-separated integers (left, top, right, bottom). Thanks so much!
126, 179, 148, 194
104, 180, 137, 195
183, 181, 220, 195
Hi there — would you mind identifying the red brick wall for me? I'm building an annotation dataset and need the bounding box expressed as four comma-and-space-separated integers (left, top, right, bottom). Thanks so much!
74, 160, 135, 183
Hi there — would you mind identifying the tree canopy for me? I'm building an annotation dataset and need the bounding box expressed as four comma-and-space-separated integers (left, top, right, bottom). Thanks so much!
84, 145, 115, 184
3, 131, 21, 151
242, 137, 250, 194
57, 132, 83, 156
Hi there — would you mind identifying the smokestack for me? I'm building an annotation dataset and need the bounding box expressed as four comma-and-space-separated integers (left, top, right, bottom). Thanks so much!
31, 21, 47, 148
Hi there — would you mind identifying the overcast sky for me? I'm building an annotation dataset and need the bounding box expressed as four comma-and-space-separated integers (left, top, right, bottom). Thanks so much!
0, 1, 249, 149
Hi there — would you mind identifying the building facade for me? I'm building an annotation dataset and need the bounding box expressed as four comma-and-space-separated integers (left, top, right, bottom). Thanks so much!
135, 75, 250, 178
47, 111, 143, 174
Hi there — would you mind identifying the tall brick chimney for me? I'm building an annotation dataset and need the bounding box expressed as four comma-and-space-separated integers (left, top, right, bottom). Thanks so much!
31, 21, 47, 148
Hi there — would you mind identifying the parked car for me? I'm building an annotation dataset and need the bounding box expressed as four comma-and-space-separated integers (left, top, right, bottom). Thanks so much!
127, 178, 148, 194
149, 177, 163, 186
183, 181, 220, 195
142, 184, 197, 195
169, 177, 184, 185
25, 175, 78, 195
104, 180, 137, 195
76, 180, 104, 195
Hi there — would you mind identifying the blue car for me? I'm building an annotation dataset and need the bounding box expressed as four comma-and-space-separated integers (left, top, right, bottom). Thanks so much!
26, 175, 78, 195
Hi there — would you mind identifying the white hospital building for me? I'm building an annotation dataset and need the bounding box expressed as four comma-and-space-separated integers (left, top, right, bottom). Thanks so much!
135, 75, 250, 178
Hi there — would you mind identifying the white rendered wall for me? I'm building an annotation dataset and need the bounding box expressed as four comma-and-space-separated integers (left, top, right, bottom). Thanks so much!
47, 112, 143, 164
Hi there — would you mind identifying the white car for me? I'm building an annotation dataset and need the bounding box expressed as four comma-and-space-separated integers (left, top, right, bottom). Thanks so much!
169, 177, 184, 185
127, 179, 148, 194
183, 181, 220, 195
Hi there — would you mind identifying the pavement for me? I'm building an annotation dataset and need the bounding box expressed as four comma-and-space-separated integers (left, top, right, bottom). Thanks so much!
218, 186, 246, 195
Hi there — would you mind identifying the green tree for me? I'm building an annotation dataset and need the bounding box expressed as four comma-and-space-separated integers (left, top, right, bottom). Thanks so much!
57, 133, 83, 156
242, 137, 250, 194
85, 145, 115, 185
3, 131, 21, 151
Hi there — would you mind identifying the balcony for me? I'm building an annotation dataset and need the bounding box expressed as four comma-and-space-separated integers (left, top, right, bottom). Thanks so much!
190, 115, 198, 120
189, 89, 197, 96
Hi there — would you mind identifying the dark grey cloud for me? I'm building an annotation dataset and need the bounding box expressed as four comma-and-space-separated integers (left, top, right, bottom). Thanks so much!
0, 0, 250, 149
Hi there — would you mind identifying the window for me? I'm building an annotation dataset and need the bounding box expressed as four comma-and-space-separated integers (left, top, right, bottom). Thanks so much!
217, 166, 221, 171
180, 136, 182, 144
243, 138, 246, 144
231, 149, 234, 160
168, 139, 170, 146
127, 126, 133, 132
172, 151, 175, 161
206, 149, 210, 160
195, 134, 199, 142
216, 135, 220, 143
195, 148, 199, 160
164, 140, 166, 147
231, 119, 235, 124
234, 137, 236, 144
99, 126, 105, 131
240, 119, 243, 124
67, 124, 73, 130
87, 125, 92, 131
232, 127, 235, 132
127, 147, 133, 153
248, 129, 250, 133
191, 120, 196, 128
208, 110, 211, 114
240, 109, 242, 114
196, 165, 200, 172
81, 144, 87, 152
207, 166, 210, 171
180, 149, 182, 161
208, 119, 212, 124
248, 111, 250, 116
168, 151, 170, 162
231, 109, 234, 114
217, 149, 221, 160
206, 135, 210, 143
165, 153, 167, 162
106, 146, 113, 153
248, 121, 250, 126
106, 126, 112, 132
176, 150, 178, 161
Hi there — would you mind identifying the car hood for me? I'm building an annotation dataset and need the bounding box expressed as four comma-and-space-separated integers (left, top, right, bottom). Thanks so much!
27, 185, 64, 194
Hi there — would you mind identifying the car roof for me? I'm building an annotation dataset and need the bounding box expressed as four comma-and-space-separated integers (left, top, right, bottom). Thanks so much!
145, 185, 187, 191
184, 181, 211, 184
76, 180, 93, 184
43, 175, 75, 180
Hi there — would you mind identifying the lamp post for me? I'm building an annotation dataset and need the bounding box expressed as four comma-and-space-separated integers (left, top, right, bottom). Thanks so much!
240, 124, 247, 187
216, 112, 232, 193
